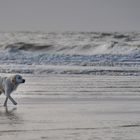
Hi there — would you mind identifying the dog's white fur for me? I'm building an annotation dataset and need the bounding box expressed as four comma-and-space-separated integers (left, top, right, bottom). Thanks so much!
0, 75, 25, 106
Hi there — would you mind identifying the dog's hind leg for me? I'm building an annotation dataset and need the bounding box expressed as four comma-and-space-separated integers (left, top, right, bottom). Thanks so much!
0, 91, 2, 105
0, 90, 3, 95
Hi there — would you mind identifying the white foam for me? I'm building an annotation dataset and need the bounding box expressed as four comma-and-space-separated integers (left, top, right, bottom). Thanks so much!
0, 31, 140, 75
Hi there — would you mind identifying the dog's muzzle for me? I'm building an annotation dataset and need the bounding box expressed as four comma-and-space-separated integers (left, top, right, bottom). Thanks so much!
22, 79, 25, 83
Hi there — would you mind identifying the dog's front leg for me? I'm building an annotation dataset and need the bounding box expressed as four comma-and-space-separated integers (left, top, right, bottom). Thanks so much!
4, 81, 17, 106
4, 97, 8, 106
4, 95, 17, 106
4, 82, 10, 106
8, 95, 17, 105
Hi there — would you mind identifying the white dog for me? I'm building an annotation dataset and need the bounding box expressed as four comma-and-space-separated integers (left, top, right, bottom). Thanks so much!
0, 75, 25, 106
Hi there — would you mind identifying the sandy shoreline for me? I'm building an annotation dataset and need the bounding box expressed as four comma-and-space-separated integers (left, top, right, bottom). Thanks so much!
0, 74, 140, 140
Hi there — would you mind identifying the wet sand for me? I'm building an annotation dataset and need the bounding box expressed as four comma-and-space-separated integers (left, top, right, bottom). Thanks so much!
0, 74, 140, 140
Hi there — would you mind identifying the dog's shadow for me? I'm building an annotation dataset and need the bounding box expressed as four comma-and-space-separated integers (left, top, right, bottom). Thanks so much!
0, 106, 21, 125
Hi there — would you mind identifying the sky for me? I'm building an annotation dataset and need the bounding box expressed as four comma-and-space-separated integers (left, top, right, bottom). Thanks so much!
0, 0, 140, 32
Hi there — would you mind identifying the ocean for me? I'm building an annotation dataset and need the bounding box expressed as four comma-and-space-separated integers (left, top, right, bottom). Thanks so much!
0, 31, 140, 75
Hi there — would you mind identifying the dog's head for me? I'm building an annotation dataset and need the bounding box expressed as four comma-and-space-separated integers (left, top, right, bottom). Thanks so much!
11, 75, 25, 85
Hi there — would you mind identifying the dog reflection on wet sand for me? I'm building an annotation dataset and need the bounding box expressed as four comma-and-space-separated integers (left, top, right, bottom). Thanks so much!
0, 106, 21, 125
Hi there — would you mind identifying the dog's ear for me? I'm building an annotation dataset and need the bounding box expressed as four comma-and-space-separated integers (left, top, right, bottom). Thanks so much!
11, 75, 16, 85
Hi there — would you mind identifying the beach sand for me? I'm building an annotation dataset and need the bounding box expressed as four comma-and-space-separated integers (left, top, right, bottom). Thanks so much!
0, 74, 140, 140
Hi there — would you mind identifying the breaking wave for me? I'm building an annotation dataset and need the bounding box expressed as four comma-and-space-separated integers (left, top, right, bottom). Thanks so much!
0, 31, 140, 55
0, 31, 140, 75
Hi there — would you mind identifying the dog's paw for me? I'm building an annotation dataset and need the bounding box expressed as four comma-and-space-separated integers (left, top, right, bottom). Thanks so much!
14, 102, 17, 105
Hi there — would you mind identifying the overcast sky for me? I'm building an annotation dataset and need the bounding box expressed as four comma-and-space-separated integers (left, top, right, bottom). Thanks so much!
0, 0, 140, 32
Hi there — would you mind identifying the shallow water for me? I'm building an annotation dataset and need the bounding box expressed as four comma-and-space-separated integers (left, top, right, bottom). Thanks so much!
0, 74, 140, 140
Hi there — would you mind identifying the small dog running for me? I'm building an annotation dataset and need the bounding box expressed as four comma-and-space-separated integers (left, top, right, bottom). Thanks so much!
0, 75, 25, 106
